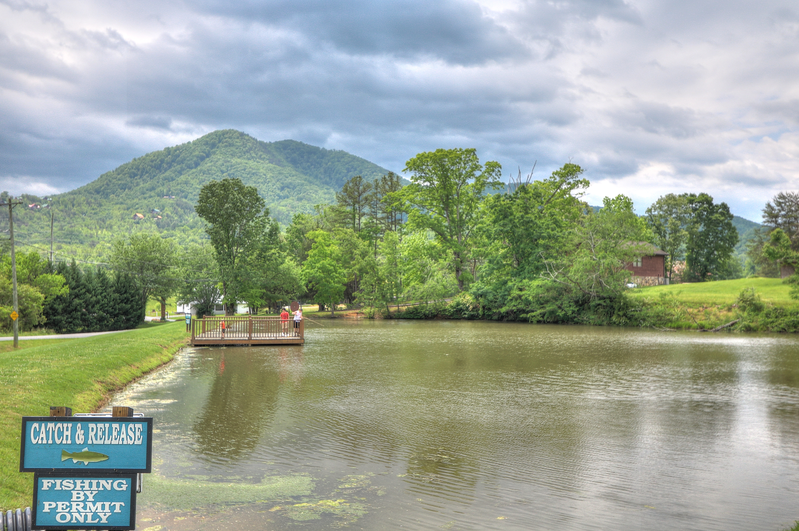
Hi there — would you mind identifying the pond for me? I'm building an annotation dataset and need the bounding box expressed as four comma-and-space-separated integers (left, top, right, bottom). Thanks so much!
114, 320, 799, 530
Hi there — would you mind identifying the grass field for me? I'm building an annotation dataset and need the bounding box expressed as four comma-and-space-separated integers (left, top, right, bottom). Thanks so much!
0, 338, 70, 354
626, 277, 799, 330
0, 321, 188, 510
628, 277, 797, 306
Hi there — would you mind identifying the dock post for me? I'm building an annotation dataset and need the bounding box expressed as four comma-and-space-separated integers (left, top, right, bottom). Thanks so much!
249, 315, 253, 341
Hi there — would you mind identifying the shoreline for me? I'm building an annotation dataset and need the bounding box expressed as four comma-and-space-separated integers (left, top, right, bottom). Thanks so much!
0, 321, 188, 510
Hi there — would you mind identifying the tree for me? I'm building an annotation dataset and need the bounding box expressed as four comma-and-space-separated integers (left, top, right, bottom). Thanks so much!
42, 261, 142, 333
195, 178, 271, 315
683, 193, 738, 281
239, 218, 304, 314
301, 230, 347, 316
543, 195, 652, 301
395, 148, 502, 291
399, 230, 457, 305
333, 227, 370, 303
762, 228, 799, 299
177, 243, 221, 318
480, 163, 588, 284
335, 175, 373, 232
372, 172, 405, 233
286, 212, 323, 264
356, 230, 403, 315
0, 278, 45, 332
763, 191, 799, 249
109, 233, 179, 320
645, 194, 690, 282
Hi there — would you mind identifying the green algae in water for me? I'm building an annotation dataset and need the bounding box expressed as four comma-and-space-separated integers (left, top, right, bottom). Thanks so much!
337, 473, 374, 490
140, 474, 314, 510
270, 499, 366, 525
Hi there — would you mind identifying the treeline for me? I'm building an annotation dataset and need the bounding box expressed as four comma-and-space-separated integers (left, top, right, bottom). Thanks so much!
0, 252, 142, 333
159, 148, 747, 327
5, 146, 797, 333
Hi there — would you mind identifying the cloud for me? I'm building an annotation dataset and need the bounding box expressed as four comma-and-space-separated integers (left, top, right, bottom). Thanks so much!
195, 0, 529, 65
1, 0, 798, 222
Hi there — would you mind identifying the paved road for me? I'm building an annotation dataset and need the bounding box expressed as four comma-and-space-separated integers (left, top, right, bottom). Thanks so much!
0, 330, 134, 341
0, 317, 180, 341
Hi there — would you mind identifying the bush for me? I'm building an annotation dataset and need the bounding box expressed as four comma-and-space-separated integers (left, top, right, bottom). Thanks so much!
736, 287, 765, 314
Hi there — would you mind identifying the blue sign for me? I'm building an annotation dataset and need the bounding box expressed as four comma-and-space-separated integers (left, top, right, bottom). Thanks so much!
32, 473, 136, 530
20, 417, 152, 473
185, 313, 191, 323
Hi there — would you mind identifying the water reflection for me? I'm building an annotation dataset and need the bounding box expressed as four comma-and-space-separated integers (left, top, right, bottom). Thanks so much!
192, 350, 282, 463
114, 321, 799, 530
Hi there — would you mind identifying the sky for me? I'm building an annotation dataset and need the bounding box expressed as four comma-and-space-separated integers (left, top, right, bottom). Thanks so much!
1, 0, 797, 222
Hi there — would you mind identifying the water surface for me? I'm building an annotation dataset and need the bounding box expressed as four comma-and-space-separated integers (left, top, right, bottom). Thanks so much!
114, 320, 799, 530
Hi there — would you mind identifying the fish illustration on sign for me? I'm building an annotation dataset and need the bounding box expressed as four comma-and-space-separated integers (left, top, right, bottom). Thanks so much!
61, 448, 109, 465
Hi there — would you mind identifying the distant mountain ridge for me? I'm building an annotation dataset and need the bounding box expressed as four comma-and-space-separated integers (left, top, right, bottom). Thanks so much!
6, 130, 394, 262
6, 131, 763, 266
64, 129, 393, 224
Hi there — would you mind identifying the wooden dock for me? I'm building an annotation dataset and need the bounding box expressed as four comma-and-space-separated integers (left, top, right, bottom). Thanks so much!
191, 316, 304, 346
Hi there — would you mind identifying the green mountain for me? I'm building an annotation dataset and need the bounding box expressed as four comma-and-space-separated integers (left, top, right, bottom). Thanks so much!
5, 130, 394, 261
63, 129, 391, 224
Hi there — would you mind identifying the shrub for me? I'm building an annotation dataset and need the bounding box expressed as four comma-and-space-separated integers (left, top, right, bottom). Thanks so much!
736, 287, 765, 314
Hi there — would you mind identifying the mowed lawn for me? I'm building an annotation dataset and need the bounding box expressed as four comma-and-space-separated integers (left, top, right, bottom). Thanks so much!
628, 277, 798, 307
0, 322, 188, 510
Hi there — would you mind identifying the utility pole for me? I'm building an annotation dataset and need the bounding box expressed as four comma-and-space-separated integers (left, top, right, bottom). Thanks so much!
50, 207, 54, 263
2, 200, 22, 348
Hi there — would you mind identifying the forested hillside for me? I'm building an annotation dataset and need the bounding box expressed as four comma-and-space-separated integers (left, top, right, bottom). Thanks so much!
3, 130, 393, 262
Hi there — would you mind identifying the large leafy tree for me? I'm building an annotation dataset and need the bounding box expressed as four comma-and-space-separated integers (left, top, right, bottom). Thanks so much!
302, 230, 347, 316
683, 193, 738, 281
240, 219, 305, 314
286, 212, 324, 264
398, 230, 457, 305
543, 195, 652, 301
195, 178, 271, 314
395, 148, 502, 291
480, 163, 588, 283
110, 233, 179, 320
645, 193, 690, 281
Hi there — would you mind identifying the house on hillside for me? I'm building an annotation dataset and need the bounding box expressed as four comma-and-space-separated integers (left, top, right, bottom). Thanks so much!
625, 243, 668, 286
132, 213, 145, 221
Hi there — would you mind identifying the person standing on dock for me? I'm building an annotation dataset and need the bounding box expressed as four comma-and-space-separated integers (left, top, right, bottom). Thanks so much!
280, 307, 290, 335
221, 319, 226, 339
293, 307, 303, 336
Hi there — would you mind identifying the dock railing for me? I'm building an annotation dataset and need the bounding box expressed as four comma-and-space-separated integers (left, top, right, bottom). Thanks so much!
191, 315, 304, 345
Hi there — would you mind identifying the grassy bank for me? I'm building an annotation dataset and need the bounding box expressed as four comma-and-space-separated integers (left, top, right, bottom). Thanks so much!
390, 277, 799, 332
628, 277, 797, 307
627, 277, 799, 331
0, 321, 188, 510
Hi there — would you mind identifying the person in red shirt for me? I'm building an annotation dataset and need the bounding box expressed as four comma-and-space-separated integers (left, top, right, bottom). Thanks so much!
280, 308, 290, 335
